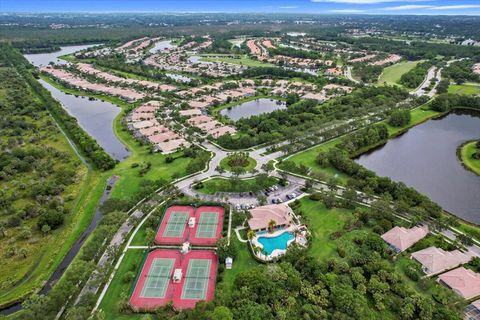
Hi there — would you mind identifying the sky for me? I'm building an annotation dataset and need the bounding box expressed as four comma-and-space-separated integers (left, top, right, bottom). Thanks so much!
1, 0, 480, 15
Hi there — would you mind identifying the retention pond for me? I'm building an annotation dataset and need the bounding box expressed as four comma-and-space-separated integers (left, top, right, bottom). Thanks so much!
356, 110, 480, 224
220, 98, 286, 121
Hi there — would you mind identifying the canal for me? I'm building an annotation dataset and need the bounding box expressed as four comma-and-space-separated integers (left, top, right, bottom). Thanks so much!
24, 45, 130, 160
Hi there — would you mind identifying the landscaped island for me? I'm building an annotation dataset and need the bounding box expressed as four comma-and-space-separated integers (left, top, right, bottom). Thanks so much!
458, 140, 480, 176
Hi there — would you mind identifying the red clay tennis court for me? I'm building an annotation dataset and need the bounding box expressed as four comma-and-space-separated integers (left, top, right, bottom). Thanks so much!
155, 205, 194, 245
155, 205, 224, 246
129, 249, 217, 311
189, 206, 225, 246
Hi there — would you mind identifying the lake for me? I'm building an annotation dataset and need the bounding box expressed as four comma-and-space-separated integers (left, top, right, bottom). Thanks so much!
24, 45, 130, 160
24, 44, 99, 67
40, 80, 130, 160
220, 98, 287, 121
356, 110, 480, 223
149, 40, 175, 54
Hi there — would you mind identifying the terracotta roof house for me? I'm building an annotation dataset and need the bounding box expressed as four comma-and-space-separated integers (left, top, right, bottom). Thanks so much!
411, 246, 473, 276
197, 120, 221, 131
188, 115, 212, 125
148, 132, 179, 144
156, 138, 189, 154
438, 267, 480, 300
189, 100, 210, 109
179, 109, 202, 117
248, 204, 293, 232
207, 126, 236, 138
381, 226, 428, 252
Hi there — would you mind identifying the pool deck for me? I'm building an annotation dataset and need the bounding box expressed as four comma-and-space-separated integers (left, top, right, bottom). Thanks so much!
250, 225, 307, 261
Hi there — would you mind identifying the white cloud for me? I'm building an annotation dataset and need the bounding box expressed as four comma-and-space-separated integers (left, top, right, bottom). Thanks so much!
428, 5, 480, 10
329, 9, 366, 13
379, 5, 433, 10
279, 6, 299, 9
312, 0, 428, 4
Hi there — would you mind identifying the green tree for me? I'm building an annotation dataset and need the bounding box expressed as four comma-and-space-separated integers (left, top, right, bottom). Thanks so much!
212, 306, 233, 320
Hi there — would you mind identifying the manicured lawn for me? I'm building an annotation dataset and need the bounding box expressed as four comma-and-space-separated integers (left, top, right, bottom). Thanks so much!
220, 237, 257, 292
296, 197, 354, 259
99, 249, 146, 320
196, 177, 278, 195
459, 140, 480, 176
378, 61, 421, 86
386, 107, 441, 136
130, 205, 166, 246
448, 82, 480, 96
219, 155, 257, 172
200, 54, 274, 67
282, 137, 349, 184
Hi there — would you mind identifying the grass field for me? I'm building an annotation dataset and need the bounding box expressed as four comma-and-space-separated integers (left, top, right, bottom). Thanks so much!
377, 61, 421, 86
99, 250, 146, 320
200, 54, 274, 67
448, 82, 480, 96
297, 197, 355, 259
220, 237, 257, 292
459, 140, 480, 176
196, 176, 278, 195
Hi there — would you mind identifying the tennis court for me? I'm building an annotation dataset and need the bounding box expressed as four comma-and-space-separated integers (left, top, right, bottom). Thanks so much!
140, 258, 174, 298
130, 249, 218, 310
130, 250, 181, 311
155, 205, 195, 245
181, 259, 211, 299
163, 211, 189, 237
195, 213, 219, 238
190, 206, 224, 246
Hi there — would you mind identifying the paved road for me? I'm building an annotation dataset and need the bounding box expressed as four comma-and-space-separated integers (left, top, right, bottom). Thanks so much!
412, 66, 438, 97
344, 66, 359, 84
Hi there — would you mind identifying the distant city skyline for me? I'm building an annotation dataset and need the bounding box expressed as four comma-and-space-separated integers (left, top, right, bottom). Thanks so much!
2, 0, 480, 15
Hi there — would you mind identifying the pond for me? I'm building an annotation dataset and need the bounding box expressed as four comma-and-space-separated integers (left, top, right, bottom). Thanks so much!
149, 40, 175, 54
24, 45, 130, 160
165, 73, 192, 83
220, 98, 287, 121
24, 44, 99, 67
356, 110, 480, 223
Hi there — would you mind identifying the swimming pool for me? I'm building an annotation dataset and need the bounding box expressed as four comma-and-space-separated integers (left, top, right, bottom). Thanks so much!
257, 231, 294, 255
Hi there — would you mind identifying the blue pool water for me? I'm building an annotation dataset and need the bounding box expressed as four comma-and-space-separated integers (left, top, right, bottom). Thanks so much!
257, 232, 294, 255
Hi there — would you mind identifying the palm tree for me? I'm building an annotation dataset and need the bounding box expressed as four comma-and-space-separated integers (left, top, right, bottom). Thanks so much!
247, 230, 256, 241
268, 220, 276, 233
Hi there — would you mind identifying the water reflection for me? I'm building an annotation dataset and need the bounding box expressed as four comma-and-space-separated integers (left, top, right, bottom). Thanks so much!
220, 98, 287, 121
356, 110, 480, 223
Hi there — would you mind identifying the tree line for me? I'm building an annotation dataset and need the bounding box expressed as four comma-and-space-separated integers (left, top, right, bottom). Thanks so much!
1, 45, 117, 171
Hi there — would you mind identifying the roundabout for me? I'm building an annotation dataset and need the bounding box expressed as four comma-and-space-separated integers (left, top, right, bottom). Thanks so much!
218, 152, 257, 174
